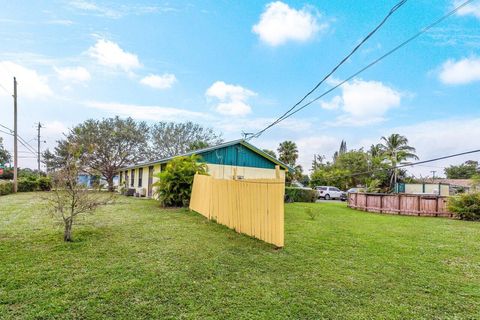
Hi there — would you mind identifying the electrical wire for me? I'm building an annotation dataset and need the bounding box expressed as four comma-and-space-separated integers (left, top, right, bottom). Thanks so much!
249, 0, 476, 139
0, 82, 10, 96
0, 123, 38, 155
255, 0, 408, 137
341, 149, 480, 179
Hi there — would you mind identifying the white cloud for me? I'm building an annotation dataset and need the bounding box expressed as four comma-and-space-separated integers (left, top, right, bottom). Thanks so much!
216, 116, 311, 133
0, 61, 52, 99
47, 19, 74, 25
438, 56, 480, 85
206, 81, 256, 116
86, 101, 208, 121
321, 79, 401, 126
455, 0, 480, 18
54, 66, 91, 82
140, 74, 177, 89
68, 1, 177, 18
69, 0, 121, 18
296, 135, 339, 171
87, 39, 141, 72
385, 117, 480, 177
252, 1, 327, 46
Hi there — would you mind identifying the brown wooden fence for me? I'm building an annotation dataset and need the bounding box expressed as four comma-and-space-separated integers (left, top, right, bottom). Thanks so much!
189, 174, 285, 247
348, 193, 455, 218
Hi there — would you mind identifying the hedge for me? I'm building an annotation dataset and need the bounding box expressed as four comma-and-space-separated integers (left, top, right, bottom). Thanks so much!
0, 176, 52, 195
285, 187, 317, 203
0, 180, 13, 196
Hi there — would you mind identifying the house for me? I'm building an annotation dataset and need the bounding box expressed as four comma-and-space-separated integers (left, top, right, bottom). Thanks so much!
78, 172, 119, 189
117, 139, 291, 198
396, 182, 450, 196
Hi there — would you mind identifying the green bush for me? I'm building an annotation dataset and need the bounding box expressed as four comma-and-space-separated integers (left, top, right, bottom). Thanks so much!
285, 187, 317, 203
18, 177, 39, 192
448, 192, 480, 221
37, 176, 52, 191
153, 155, 207, 207
0, 180, 13, 195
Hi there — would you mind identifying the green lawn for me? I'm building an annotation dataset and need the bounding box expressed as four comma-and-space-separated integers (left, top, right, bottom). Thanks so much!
1, 193, 479, 319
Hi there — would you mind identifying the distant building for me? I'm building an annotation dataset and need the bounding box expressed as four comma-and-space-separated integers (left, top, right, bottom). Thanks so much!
396, 179, 475, 196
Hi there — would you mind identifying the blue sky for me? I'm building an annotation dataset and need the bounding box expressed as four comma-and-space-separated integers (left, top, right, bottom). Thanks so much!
0, 0, 479, 177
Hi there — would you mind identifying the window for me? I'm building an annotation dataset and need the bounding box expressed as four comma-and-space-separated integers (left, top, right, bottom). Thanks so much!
331, 187, 340, 192
125, 171, 128, 186
130, 169, 135, 187
119, 172, 123, 184
138, 168, 143, 187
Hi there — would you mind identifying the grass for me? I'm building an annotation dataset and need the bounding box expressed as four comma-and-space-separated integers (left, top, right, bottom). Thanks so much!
1, 193, 479, 319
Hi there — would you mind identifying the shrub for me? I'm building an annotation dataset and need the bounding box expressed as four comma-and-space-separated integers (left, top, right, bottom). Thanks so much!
37, 176, 52, 191
18, 177, 39, 192
0, 180, 13, 195
448, 192, 480, 221
285, 187, 317, 203
153, 155, 207, 207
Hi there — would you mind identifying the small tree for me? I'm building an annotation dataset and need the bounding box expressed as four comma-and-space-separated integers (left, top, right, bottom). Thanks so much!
46, 145, 113, 241
153, 155, 207, 207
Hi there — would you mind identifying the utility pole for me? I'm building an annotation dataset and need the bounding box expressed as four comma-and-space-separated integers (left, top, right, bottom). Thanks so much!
13, 77, 18, 193
431, 170, 436, 180
36, 122, 43, 173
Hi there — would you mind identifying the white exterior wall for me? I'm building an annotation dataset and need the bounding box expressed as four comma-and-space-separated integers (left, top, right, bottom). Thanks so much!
206, 163, 285, 180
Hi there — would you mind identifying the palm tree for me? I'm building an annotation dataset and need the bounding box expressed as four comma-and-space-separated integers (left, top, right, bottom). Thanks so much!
380, 134, 418, 188
277, 141, 298, 167
368, 143, 384, 158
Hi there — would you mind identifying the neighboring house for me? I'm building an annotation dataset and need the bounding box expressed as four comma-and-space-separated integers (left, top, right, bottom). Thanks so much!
426, 178, 475, 194
396, 182, 450, 196
118, 139, 291, 198
78, 172, 119, 189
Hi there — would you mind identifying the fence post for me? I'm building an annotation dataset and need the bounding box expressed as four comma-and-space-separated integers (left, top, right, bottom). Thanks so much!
398, 195, 402, 214
380, 195, 383, 213
275, 165, 280, 180
417, 196, 421, 216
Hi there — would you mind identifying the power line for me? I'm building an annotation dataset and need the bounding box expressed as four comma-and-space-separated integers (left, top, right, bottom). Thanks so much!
0, 123, 38, 155
344, 149, 480, 179
253, 0, 408, 138
0, 82, 10, 95
250, 0, 476, 139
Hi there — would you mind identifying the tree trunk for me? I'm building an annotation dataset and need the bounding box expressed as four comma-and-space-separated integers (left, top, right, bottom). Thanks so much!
107, 175, 114, 192
64, 219, 73, 242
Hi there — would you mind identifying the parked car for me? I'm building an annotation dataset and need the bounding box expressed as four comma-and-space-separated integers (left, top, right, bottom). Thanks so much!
347, 187, 365, 193
314, 186, 347, 201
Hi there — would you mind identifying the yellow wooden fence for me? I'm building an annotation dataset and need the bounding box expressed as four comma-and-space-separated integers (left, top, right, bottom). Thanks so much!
189, 173, 285, 247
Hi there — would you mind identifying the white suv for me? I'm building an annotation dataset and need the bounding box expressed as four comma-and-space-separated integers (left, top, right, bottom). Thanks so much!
315, 186, 345, 200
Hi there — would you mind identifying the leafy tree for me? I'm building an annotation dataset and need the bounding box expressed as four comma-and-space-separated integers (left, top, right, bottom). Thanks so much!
311, 154, 326, 172
444, 161, 479, 179
380, 133, 418, 188
153, 155, 207, 207
0, 137, 11, 165
277, 141, 298, 166
262, 149, 277, 159
44, 117, 149, 191
150, 122, 222, 160
46, 144, 113, 241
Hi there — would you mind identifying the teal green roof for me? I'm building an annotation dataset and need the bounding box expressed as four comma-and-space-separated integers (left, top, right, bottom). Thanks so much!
120, 139, 293, 172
